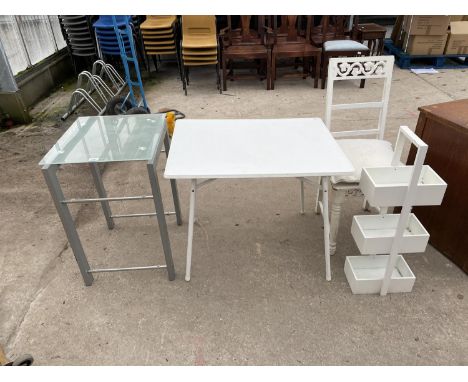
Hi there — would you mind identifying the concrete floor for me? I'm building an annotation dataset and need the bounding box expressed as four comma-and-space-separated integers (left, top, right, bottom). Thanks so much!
1, 62, 467, 365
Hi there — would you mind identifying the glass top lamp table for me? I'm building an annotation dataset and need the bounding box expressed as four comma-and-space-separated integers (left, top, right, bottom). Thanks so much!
164, 118, 355, 282
39, 114, 182, 286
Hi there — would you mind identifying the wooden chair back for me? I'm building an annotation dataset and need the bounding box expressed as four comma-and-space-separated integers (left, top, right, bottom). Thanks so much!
272, 15, 312, 44
223, 16, 267, 46
312, 16, 359, 45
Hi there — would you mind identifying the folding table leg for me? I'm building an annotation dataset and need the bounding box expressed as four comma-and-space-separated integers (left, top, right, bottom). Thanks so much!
185, 179, 197, 281
300, 178, 305, 214
163, 134, 182, 226
147, 162, 175, 281
42, 164, 94, 286
322, 176, 331, 281
314, 176, 322, 214
89, 162, 114, 230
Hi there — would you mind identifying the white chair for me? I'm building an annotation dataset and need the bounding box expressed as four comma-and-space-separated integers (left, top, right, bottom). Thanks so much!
300, 55, 395, 255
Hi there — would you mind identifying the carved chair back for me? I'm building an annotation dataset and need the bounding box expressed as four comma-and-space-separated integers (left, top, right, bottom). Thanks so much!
223, 16, 267, 46
311, 16, 359, 46
272, 15, 312, 45
325, 55, 394, 140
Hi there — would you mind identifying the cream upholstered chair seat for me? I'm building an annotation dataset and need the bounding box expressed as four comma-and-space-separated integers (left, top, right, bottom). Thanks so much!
331, 139, 394, 184
323, 40, 369, 52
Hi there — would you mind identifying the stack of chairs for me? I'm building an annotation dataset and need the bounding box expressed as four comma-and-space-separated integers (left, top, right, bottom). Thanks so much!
93, 15, 133, 56
59, 15, 98, 72
140, 15, 182, 76
180, 16, 220, 95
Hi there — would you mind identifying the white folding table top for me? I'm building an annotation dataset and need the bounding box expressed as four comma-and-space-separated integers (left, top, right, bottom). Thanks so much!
164, 118, 354, 179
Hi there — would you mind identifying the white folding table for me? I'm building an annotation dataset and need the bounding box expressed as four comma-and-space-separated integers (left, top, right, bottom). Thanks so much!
164, 118, 354, 281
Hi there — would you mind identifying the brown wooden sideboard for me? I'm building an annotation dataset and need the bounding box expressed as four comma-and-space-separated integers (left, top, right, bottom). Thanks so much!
407, 99, 468, 274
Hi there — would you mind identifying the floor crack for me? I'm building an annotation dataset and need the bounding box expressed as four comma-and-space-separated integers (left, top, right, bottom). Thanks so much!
5, 240, 69, 353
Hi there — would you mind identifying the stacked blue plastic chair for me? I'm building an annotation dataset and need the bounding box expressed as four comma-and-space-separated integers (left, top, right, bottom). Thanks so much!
93, 15, 133, 56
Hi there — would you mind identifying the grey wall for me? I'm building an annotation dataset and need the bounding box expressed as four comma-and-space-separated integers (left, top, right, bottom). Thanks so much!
0, 49, 73, 123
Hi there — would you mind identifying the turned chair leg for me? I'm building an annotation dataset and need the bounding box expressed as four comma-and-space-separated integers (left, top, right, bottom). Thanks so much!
330, 188, 346, 256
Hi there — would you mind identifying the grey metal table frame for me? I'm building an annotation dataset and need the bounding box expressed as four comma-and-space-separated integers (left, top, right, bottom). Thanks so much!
40, 117, 182, 286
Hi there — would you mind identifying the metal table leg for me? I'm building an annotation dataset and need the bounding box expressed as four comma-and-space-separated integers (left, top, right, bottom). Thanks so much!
89, 162, 114, 230
321, 176, 331, 281
185, 179, 197, 281
147, 161, 176, 281
42, 164, 94, 286
300, 178, 305, 214
163, 133, 182, 226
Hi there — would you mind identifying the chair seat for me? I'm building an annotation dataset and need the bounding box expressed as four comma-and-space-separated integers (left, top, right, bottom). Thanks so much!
183, 54, 217, 61
141, 16, 176, 30
223, 44, 268, 57
146, 50, 177, 55
324, 40, 369, 52
142, 28, 173, 35
142, 33, 174, 40
183, 60, 218, 66
273, 42, 321, 56
182, 35, 217, 49
331, 139, 394, 184
183, 48, 217, 56
144, 40, 175, 46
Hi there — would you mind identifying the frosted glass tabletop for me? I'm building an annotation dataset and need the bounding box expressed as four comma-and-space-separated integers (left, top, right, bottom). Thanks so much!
164, 118, 355, 179
39, 114, 166, 166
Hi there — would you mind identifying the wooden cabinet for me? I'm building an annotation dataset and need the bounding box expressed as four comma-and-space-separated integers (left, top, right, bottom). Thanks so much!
407, 99, 468, 274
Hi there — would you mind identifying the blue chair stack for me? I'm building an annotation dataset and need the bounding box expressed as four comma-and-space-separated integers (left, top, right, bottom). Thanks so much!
93, 15, 133, 56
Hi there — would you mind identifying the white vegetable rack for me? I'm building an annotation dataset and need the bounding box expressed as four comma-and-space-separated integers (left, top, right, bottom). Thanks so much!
345, 126, 447, 296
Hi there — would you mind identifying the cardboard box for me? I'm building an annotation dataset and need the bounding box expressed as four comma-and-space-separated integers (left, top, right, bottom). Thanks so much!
444, 21, 468, 54
403, 33, 448, 55
403, 16, 450, 36
449, 16, 465, 23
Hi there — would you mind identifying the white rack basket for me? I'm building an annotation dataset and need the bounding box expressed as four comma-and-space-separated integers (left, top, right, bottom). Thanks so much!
351, 213, 429, 255
360, 165, 447, 207
345, 126, 447, 296
344, 255, 416, 294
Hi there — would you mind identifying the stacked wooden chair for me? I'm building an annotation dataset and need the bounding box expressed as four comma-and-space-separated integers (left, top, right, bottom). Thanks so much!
218, 16, 272, 90
270, 16, 322, 89
180, 16, 221, 95
140, 15, 182, 76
